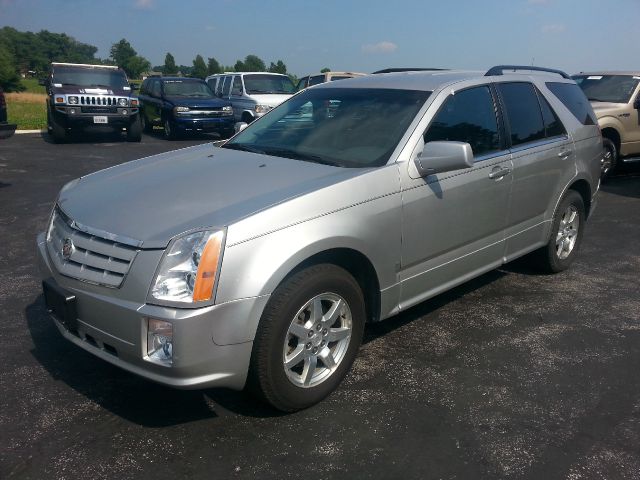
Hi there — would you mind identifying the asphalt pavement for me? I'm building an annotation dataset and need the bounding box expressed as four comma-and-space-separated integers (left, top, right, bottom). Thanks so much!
1, 131, 639, 479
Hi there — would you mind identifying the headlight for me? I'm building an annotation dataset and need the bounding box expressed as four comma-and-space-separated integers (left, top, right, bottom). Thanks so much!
150, 230, 224, 304
67, 96, 78, 105
146, 318, 173, 366
118, 98, 129, 107
222, 105, 232, 111
173, 106, 190, 114
254, 104, 272, 114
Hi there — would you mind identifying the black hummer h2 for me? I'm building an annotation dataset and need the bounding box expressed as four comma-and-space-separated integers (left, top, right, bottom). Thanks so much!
43, 63, 142, 143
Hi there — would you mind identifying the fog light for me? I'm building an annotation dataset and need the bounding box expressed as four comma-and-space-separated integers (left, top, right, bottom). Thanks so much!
122, 109, 128, 115
69, 108, 77, 115
147, 318, 173, 366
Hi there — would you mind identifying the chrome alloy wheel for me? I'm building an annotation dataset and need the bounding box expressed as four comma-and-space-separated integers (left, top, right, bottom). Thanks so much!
601, 147, 613, 176
283, 293, 352, 388
556, 205, 579, 260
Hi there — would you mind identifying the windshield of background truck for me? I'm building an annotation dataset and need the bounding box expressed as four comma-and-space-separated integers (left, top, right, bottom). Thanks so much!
224, 87, 430, 168
243, 74, 295, 94
162, 80, 214, 97
52, 66, 129, 89
573, 75, 640, 103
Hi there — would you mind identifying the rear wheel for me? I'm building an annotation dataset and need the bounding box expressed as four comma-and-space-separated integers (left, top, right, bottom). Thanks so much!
534, 190, 585, 273
247, 264, 365, 411
601, 138, 617, 180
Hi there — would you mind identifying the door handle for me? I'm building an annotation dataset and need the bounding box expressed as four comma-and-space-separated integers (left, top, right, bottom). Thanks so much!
488, 166, 511, 179
558, 150, 572, 159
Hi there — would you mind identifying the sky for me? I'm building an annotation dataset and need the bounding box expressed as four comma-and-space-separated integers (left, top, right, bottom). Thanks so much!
1, 0, 638, 76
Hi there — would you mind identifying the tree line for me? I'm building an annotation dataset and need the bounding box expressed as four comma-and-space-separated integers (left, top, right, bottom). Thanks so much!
0, 27, 296, 91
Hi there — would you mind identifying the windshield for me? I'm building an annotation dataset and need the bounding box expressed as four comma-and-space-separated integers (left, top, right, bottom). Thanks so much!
223, 87, 431, 168
52, 66, 129, 89
162, 80, 214, 97
573, 75, 640, 103
243, 74, 295, 94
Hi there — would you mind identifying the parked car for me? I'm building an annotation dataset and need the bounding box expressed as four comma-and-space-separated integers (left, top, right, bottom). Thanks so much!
206, 72, 295, 124
42, 62, 141, 143
572, 71, 640, 178
296, 71, 366, 90
38, 65, 601, 411
138, 77, 235, 140
0, 87, 17, 139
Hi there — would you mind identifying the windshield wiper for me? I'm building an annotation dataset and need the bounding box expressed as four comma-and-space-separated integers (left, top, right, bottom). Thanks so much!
222, 143, 265, 154
260, 147, 341, 166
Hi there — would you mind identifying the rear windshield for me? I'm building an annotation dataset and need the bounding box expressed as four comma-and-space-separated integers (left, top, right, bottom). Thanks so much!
52, 66, 129, 90
162, 80, 214, 97
243, 74, 295, 94
572, 75, 640, 104
546, 82, 597, 125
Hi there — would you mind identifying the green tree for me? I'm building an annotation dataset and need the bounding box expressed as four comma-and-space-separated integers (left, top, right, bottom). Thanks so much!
207, 57, 222, 75
191, 54, 207, 79
268, 60, 287, 75
109, 39, 150, 78
234, 54, 266, 72
163, 52, 178, 74
126, 56, 151, 79
320, 67, 331, 73
0, 43, 22, 91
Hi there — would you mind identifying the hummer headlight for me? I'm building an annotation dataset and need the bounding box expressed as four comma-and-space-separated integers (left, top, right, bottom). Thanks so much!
150, 230, 224, 305
67, 96, 79, 105
118, 98, 129, 107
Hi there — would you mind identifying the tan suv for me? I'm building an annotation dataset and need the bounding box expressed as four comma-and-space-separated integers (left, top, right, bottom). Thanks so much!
573, 72, 640, 177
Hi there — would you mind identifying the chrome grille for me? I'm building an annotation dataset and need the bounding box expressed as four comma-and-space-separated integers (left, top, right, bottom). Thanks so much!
46, 207, 138, 288
77, 96, 123, 106
186, 108, 229, 117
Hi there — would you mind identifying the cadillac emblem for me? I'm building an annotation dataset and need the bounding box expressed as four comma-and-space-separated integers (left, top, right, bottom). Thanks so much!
62, 238, 75, 260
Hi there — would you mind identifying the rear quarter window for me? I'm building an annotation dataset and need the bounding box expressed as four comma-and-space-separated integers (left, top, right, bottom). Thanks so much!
546, 82, 597, 126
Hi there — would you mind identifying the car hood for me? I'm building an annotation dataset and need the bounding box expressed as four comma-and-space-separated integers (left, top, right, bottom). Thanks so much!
246, 93, 293, 107
51, 85, 132, 96
591, 101, 627, 117
57, 144, 365, 249
164, 96, 229, 108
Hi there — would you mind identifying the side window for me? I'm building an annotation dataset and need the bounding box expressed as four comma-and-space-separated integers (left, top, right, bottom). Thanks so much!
222, 76, 232, 96
206, 78, 217, 92
231, 76, 243, 95
546, 82, 597, 125
536, 88, 566, 138
296, 77, 308, 90
309, 75, 324, 87
497, 82, 545, 147
151, 79, 162, 97
424, 86, 500, 157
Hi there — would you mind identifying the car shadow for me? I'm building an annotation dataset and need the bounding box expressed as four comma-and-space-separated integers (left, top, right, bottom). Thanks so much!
601, 168, 640, 198
41, 129, 129, 144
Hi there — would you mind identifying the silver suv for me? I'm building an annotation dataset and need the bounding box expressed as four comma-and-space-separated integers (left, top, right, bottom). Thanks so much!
38, 65, 601, 411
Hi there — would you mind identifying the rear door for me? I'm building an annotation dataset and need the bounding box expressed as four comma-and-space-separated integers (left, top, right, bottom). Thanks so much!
496, 81, 576, 260
399, 84, 513, 309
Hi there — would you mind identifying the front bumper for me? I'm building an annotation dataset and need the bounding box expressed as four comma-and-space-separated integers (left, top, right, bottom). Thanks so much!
37, 233, 265, 390
52, 106, 139, 128
172, 115, 235, 134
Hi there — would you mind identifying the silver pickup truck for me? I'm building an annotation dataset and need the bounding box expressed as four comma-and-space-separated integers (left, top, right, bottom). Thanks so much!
38, 66, 601, 411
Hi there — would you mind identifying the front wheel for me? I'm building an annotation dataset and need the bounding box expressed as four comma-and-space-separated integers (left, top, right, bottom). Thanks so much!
163, 117, 176, 140
126, 116, 142, 142
601, 138, 617, 180
247, 264, 365, 412
48, 111, 68, 144
534, 190, 585, 273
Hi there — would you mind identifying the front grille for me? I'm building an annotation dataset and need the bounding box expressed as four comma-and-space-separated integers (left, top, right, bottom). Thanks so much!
78, 95, 121, 106
187, 107, 229, 117
81, 106, 118, 114
46, 207, 139, 288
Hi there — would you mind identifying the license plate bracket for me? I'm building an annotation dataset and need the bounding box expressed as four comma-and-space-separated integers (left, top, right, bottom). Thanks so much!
93, 116, 108, 124
43, 279, 78, 332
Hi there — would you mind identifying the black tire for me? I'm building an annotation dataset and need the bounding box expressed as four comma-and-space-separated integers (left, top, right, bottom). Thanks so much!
247, 264, 365, 412
533, 190, 585, 273
126, 116, 142, 142
601, 138, 617, 180
48, 111, 68, 144
140, 111, 152, 133
163, 117, 176, 140
241, 112, 254, 124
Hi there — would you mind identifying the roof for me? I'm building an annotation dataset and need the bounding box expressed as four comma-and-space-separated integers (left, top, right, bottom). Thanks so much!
158, 76, 205, 82
317, 70, 482, 91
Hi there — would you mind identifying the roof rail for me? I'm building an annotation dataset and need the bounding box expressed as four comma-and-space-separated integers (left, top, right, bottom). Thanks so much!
485, 65, 571, 79
372, 68, 448, 74
51, 62, 119, 70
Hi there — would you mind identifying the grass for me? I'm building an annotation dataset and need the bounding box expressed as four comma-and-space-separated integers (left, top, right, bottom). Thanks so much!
6, 92, 47, 130
20, 78, 46, 94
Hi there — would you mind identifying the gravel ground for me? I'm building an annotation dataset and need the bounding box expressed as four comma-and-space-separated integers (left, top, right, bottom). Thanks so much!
1, 132, 639, 479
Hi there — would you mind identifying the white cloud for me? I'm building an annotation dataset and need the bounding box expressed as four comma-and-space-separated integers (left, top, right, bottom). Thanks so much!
362, 41, 398, 54
134, 0, 154, 9
541, 24, 566, 33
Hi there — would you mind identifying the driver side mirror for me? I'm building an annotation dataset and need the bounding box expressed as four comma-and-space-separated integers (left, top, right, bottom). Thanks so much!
130, 83, 139, 91
414, 141, 474, 177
